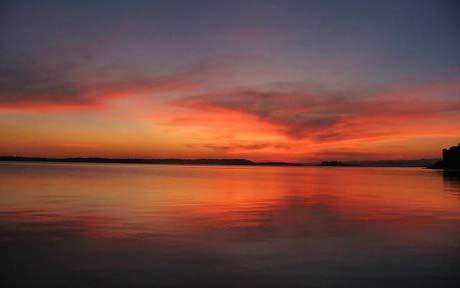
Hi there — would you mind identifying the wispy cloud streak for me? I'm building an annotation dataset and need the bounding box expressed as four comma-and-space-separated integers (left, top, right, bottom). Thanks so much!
0, 54, 218, 112
173, 80, 460, 143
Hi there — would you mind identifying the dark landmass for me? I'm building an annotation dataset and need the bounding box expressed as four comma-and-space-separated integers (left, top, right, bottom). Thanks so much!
429, 143, 460, 170
0, 156, 255, 166
341, 158, 440, 167
0, 156, 440, 167
256, 161, 313, 167
322, 159, 440, 167
321, 161, 345, 166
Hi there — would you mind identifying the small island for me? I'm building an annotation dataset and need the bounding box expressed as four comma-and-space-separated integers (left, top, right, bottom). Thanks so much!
429, 143, 460, 170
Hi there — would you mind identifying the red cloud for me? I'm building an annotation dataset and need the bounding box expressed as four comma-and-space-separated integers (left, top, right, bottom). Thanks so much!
0, 58, 214, 113
172, 80, 460, 143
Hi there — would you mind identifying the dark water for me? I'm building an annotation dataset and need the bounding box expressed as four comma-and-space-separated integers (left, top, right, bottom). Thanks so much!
1, 163, 459, 287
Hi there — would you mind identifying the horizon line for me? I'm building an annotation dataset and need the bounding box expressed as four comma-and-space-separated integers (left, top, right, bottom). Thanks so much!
0, 155, 441, 167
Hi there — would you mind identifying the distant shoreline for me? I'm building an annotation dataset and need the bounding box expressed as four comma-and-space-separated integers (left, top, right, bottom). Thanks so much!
0, 156, 440, 168
0, 156, 305, 167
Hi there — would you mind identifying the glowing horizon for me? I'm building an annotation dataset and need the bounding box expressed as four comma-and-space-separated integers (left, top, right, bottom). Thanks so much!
1, 1, 459, 161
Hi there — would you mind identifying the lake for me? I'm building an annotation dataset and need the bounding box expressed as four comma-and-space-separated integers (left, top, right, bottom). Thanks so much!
1, 163, 459, 287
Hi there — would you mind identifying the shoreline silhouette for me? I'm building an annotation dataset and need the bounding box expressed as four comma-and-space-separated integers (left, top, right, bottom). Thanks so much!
0, 156, 440, 168
429, 143, 460, 170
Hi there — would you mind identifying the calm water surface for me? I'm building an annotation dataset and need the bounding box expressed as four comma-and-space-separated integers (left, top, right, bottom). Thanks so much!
1, 163, 460, 287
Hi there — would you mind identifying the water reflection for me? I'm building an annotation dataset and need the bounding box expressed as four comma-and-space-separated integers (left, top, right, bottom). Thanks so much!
443, 170, 460, 197
1, 163, 460, 287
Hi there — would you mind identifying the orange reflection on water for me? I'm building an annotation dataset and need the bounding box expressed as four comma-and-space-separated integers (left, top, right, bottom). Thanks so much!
1, 163, 460, 244
2, 162, 460, 288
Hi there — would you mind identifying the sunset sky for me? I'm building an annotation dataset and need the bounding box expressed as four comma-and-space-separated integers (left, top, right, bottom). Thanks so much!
1, 0, 459, 161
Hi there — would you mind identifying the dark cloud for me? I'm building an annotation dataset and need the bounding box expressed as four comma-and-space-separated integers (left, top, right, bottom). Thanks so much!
174, 81, 460, 142
0, 56, 90, 107
0, 51, 220, 110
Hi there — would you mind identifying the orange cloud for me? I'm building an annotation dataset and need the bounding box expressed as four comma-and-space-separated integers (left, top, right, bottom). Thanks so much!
2, 50, 459, 161
173, 79, 460, 144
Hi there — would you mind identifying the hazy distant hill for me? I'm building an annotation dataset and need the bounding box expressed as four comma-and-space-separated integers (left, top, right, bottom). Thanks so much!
341, 159, 440, 167
0, 156, 255, 166
0, 156, 440, 167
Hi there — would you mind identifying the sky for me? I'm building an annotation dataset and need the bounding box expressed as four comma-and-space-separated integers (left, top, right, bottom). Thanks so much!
1, 0, 459, 161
